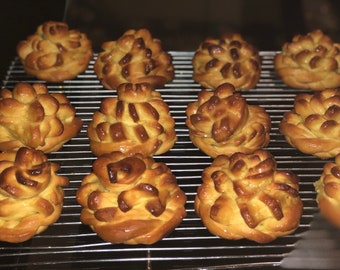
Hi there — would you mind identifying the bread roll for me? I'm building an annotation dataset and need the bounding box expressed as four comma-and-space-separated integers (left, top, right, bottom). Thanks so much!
186, 83, 270, 158
17, 21, 93, 82
0, 82, 83, 153
275, 29, 340, 90
0, 147, 69, 243
279, 88, 340, 159
195, 150, 303, 243
314, 154, 340, 228
94, 28, 174, 89
192, 33, 261, 90
76, 151, 187, 244
88, 83, 177, 156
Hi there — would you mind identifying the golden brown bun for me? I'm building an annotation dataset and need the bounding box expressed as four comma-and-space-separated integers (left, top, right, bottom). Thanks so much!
195, 150, 303, 243
76, 151, 187, 245
17, 21, 93, 82
88, 83, 177, 156
279, 88, 340, 159
192, 33, 261, 90
275, 29, 340, 90
185, 83, 270, 158
314, 154, 340, 228
94, 28, 174, 90
0, 82, 83, 153
0, 147, 69, 243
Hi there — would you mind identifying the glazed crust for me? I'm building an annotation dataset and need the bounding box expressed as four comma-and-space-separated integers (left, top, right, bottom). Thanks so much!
87, 83, 177, 157
195, 150, 303, 243
274, 29, 340, 90
0, 82, 83, 153
0, 147, 69, 243
185, 83, 271, 158
76, 151, 187, 245
314, 154, 340, 228
279, 88, 340, 159
17, 21, 93, 82
94, 28, 174, 89
192, 33, 261, 90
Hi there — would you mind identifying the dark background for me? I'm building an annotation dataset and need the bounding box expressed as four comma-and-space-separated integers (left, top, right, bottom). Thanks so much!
1, 0, 340, 80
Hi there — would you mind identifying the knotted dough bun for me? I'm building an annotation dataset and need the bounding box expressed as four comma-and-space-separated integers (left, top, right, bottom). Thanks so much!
0, 147, 69, 243
186, 83, 270, 158
87, 83, 177, 157
94, 28, 174, 89
314, 154, 340, 228
314, 155, 340, 228
76, 151, 187, 245
275, 29, 340, 90
192, 33, 261, 90
279, 88, 340, 159
17, 21, 93, 82
195, 150, 303, 243
0, 82, 83, 153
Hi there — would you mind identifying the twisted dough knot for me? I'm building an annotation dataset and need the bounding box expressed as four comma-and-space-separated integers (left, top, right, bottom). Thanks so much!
16, 21, 93, 82
192, 33, 261, 90
314, 154, 340, 228
279, 88, 340, 159
274, 29, 340, 90
0, 82, 83, 153
195, 150, 303, 243
76, 151, 187, 244
0, 147, 69, 243
186, 83, 270, 158
88, 83, 177, 157
94, 28, 174, 89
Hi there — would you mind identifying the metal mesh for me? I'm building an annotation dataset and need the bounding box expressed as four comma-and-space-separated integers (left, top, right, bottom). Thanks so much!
0, 52, 329, 269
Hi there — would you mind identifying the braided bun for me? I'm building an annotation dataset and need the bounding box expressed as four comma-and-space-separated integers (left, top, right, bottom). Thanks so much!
94, 28, 174, 89
76, 151, 186, 244
88, 83, 177, 157
17, 21, 92, 82
0, 147, 69, 243
195, 150, 303, 243
314, 154, 340, 228
0, 82, 82, 153
279, 88, 340, 159
192, 33, 261, 90
186, 83, 270, 158
275, 29, 340, 90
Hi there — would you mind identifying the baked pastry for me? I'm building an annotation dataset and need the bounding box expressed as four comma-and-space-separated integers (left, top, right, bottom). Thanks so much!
186, 83, 270, 158
195, 150, 303, 243
0, 147, 69, 243
279, 88, 340, 159
314, 154, 340, 228
275, 29, 340, 90
17, 21, 93, 82
0, 82, 83, 153
192, 33, 261, 90
76, 151, 187, 245
87, 83, 177, 156
94, 28, 174, 89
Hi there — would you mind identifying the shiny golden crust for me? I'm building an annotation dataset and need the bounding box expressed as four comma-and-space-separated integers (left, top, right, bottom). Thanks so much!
314, 154, 340, 228
17, 21, 93, 82
186, 83, 270, 158
192, 33, 261, 90
94, 28, 174, 90
274, 29, 340, 90
76, 151, 186, 244
88, 83, 177, 157
0, 147, 69, 243
195, 150, 303, 243
279, 88, 340, 159
0, 82, 83, 153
